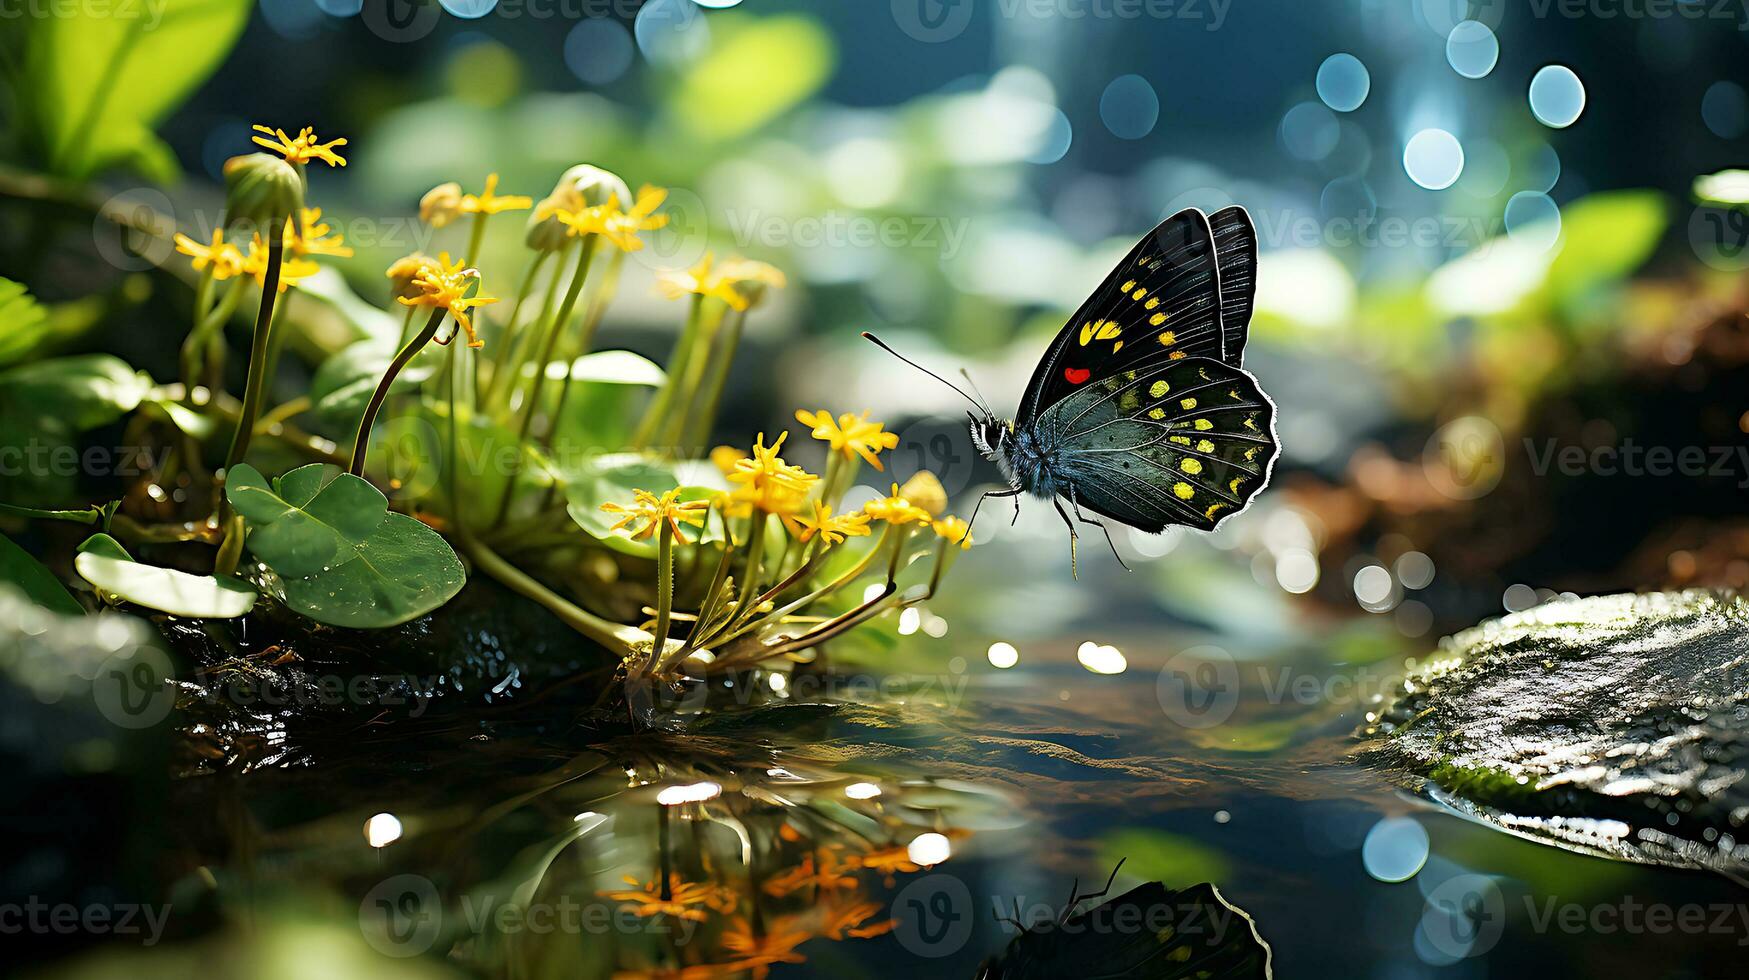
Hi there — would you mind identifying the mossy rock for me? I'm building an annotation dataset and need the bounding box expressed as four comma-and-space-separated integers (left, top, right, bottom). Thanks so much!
1358, 590, 1749, 875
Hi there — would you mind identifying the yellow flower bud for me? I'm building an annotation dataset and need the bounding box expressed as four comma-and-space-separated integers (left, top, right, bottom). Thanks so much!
419, 181, 464, 228
222, 152, 304, 235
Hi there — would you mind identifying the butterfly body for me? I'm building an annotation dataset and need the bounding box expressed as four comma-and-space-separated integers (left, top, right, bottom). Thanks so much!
871, 205, 1280, 573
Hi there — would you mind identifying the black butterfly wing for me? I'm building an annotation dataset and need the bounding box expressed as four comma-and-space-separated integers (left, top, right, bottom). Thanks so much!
1209, 206, 1257, 366
976, 881, 1274, 979
1034, 356, 1278, 533
1015, 210, 1225, 429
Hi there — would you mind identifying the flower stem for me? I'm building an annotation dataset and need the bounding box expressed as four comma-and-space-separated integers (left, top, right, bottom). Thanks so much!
349, 307, 447, 477
221, 228, 284, 474
684, 305, 747, 449
480, 250, 550, 407
491, 241, 571, 416
630, 294, 703, 452
458, 528, 639, 652
651, 520, 675, 668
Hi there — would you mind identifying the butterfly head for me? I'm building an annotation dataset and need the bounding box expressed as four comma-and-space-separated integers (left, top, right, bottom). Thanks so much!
969, 413, 1013, 461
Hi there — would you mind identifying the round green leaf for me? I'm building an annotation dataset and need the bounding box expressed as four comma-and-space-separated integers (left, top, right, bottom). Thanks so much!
74, 535, 255, 619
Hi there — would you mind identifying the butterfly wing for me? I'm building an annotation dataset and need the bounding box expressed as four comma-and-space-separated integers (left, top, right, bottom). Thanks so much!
1209, 206, 1257, 366
1016, 209, 1225, 428
1035, 356, 1278, 533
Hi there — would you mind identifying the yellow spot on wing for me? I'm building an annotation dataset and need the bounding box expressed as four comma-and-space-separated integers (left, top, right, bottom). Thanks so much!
1156, 329, 1175, 345
1131, 287, 1147, 300
1173, 482, 1195, 500
1149, 380, 1169, 397
1148, 408, 1166, 420
1180, 458, 1202, 475
1120, 279, 1136, 291
1179, 397, 1198, 410
1151, 313, 1169, 327
1169, 435, 1190, 445
1204, 503, 1225, 521
1229, 476, 1245, 494
1197, 439, 1215, 452
1145, 297, 1160, 309
1194, 418, 1214, 431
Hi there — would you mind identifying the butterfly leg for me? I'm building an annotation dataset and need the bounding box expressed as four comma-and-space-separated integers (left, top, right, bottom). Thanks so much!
1069, 490, 1131, 572
967, 486, 1021, 538
1052, 497, 1079, 579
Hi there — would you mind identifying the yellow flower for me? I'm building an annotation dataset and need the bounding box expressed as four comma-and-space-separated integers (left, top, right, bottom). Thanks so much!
241, 235, 320, 292
459, 172, 532, 216
656, 252, 747, 309
600, 488, 711, 544
419, 182, 464, 227
795, 409, 900, 470
862, 484, 931, 526
932, 515, 973, 549
725, 432, 818, 514
558, 185, 669, 251
714, 257, 787, 310
286, 207, 353, 258
385, 252, 441, 301
395, 252, 499, 348
898, 471, 947, 517
789, 500, 872, 546
708, 445, 743, 479
250, 124, 347, 167
601, 874, 736, 922
174, 228, 246, 281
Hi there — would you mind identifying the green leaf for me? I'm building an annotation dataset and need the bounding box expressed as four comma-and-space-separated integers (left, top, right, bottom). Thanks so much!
0, 532, 83, 615
0, 354, 152, 431
550, 351, 665, 451
73, 533, 255, 619
1542, 190, 1667, 314
295, 267, 405, 347
226, 463, 466, 629
309, 338, 439, 427
23, 0, 252, 180
674, 14, 835, 140
0, 278, 50, 369
1694, 169, 1749, 206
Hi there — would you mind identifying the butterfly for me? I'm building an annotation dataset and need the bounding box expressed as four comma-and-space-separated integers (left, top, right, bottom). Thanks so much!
866, 205, 1280, 575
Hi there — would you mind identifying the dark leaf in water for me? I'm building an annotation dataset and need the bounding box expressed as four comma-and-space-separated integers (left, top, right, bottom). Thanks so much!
1359, 591, 1749, 876
976, 880, 1272, 979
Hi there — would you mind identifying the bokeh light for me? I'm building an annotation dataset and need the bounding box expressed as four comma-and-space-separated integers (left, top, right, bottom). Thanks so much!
986, 641, 1020, 668
1280, 102, 1340, 161
1403, 128, 1464, 190
1529, 65, 1587, 128
1316, 53, 1370, 112
635, 0, 710, 66
1702, 81, 1748, 139
1362, 817, 1430, 882
1099, 74, 1160, 140
565, 18, 636, 85
1444, 20, 1498, 79
439, 0, 497, 16
1505, 191, 1562, 251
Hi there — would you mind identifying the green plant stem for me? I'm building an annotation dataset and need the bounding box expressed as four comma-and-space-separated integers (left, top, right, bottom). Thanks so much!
458, 529, 637, 651
650, 521, 675, 669
660, 301, 726, 450
723, 512, 768, 632
514, 236, 597, 442
495, 237, 596, 527
179, 277, 245, 395
629, 295, 704, 452
684, 305, 747, 449
350, 307, 447, 477
542, 248, 624, 445
445, 342, 464, 532
221, 230, 284, 474
394, 304, 417, 346
491, 242, 571, 416
480, 250, 550, 407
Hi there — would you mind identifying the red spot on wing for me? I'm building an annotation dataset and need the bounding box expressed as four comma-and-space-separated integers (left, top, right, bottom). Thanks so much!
1064, 367, 1091, 385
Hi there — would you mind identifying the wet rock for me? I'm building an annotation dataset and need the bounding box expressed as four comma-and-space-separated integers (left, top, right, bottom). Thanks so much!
1359, 590, 1749, 875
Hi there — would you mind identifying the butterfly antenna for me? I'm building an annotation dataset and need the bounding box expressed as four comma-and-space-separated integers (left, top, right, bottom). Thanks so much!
861, 332, 988, 415
959, 368, 995, 417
